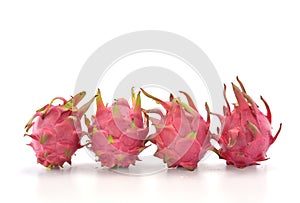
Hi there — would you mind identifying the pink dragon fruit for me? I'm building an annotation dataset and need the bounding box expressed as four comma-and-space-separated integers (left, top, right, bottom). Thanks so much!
25, 92, 94, 169
213, 77, 282, 168
85, 88, 149, 168
141, 89, 212, 170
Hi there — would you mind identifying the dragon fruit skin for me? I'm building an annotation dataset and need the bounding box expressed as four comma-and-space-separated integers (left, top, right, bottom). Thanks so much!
141, 89, 212, 171
85, 88, 149, 168
25, 92, 94, 169
213, 77, 282, 168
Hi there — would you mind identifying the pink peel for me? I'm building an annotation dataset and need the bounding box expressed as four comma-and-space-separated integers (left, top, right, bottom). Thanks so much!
213, 78, 282, 168
142, 89, 211, 170
86, 88, 149, 168
25, 91, 94, 169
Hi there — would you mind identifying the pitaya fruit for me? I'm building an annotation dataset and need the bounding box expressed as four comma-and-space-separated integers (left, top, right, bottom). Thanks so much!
212, 77, 282, 168
25, 92, 95, 169
141, 89, 212, 170
85, 88, 149, 168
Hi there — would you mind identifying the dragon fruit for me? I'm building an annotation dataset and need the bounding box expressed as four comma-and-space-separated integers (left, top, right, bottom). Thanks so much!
213, 77, 282, 168
25, 92, 94, 169
141, 89, 212, 170
85, 88, 149, 168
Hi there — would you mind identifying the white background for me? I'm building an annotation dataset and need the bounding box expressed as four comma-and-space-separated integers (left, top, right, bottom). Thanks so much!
0, 1, 299, 202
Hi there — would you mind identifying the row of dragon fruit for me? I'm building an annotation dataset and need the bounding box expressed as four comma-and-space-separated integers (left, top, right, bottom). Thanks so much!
24, 77, 282, 170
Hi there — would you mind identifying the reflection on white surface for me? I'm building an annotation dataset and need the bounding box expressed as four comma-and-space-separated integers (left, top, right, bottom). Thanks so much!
8, 157, 294, 203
